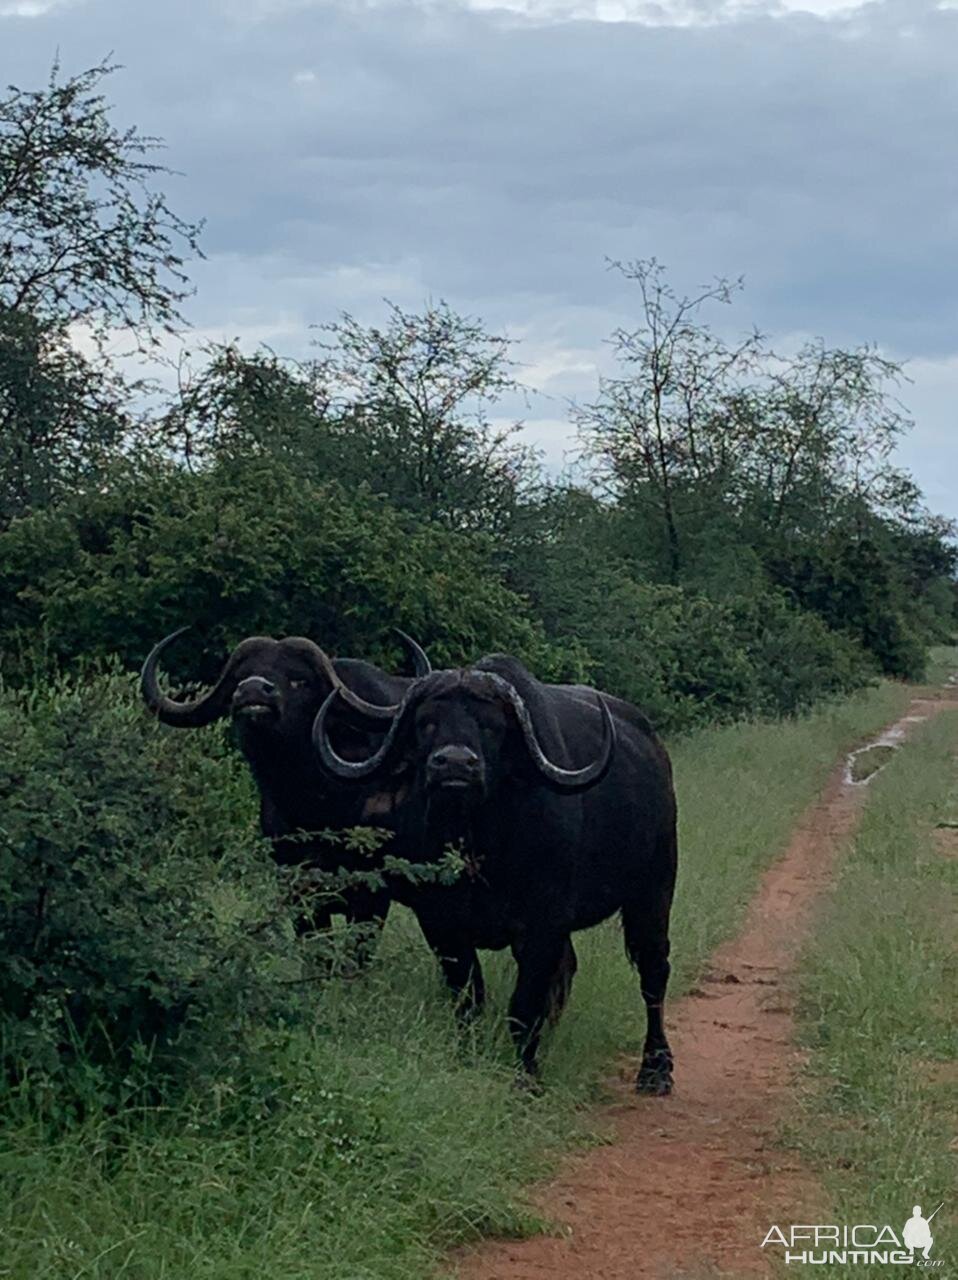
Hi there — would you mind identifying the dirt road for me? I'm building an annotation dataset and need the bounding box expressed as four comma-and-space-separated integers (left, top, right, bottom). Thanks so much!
451, 683, 957, 1280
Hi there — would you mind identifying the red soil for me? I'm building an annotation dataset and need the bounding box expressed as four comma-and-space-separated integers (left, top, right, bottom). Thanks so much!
450, 685, 957, 1280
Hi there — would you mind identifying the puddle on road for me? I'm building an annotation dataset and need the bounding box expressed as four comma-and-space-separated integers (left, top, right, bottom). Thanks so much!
844, 675, 958, 788
844, 721, 908, 788
847, 744, 898, 783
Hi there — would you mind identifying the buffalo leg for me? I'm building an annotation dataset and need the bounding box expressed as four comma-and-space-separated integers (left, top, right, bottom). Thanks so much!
547, 937, 578, 1026
623, 877, 675, 1096
418, 919, 486, 1021
513, 936, 578, 1028
508, 933, 571, 1080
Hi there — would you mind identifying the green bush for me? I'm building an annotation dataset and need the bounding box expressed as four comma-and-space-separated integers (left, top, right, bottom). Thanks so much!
726, 590, 876, 718
769, 533, 934, 681
514, 520, 874, 730
0, 457, 576, 686
0, 668, 305, 1119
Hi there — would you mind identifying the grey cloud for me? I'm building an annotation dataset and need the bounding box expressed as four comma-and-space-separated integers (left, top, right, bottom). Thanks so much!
2, 0, 956, 512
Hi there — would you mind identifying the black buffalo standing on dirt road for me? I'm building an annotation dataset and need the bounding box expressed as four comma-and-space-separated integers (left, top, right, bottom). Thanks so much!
312, 655, 678, 1093
140, 627, 431, 934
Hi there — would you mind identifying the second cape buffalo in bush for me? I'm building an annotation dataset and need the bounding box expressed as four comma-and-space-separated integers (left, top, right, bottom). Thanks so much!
140, 627, 431, 932
313, 655, 678, 1092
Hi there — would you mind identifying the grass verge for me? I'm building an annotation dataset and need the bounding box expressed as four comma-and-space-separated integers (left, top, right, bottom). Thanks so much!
791, 697, 958, 1275
0, 676, 920, 1280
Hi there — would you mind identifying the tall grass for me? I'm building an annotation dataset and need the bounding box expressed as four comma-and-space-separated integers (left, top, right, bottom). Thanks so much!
790, 697, 957, 1276
0, 677, 919, 1280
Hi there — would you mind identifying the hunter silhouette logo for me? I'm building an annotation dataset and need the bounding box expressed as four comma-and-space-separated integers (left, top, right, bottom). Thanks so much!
760, 1201, 945, 1266
903, 1205, 941, 1261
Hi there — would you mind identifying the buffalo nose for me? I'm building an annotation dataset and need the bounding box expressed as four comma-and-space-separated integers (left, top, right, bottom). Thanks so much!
237, 676, 275, 695
431, 746, 480, 771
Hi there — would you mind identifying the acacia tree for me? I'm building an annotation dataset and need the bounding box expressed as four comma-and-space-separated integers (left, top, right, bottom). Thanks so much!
730, 340, 915, 537
310, 301, 539, 535
0, 58, 202, 342
574, 259, 763, 582
0, 60, 202, 524
158, 343, 324, 472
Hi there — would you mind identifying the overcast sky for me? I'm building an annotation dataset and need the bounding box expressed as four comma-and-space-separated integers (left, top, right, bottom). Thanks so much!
2, 0, 956, 518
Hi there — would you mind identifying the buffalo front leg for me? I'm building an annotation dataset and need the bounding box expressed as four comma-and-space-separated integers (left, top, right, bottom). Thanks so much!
417, 917, 486, 1022
508, 933, 572, 1083
622, 880, 675, 1096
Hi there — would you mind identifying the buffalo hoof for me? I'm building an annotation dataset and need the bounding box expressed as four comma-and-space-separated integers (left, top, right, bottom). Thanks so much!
636, 1050, 673, 1096
512, 1070, 544, 1097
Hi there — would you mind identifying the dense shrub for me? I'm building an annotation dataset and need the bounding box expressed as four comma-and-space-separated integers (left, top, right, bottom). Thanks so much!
0, 668, 307, 1117
725, 590, 876, 718
0, 458, 578, 687
769, 533, 935, 681
515, 524, 875, 730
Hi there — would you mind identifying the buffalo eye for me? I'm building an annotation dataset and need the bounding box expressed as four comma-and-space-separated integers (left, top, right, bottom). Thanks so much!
289, 678, 307, 690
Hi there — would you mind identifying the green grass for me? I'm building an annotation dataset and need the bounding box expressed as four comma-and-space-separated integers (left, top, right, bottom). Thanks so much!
0, 676, 921, 1280
924, 643, 958, 689
790, 694, 958, 1276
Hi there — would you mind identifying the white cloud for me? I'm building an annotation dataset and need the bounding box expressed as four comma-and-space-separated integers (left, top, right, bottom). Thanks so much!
491, 414, 582, 470
456, 0, 874, 25
513, 344, 601, 393
0, 0, 62, 13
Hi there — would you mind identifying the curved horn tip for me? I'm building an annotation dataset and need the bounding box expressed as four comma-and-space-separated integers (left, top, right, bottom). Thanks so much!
140, 625, 191, 693
141, 624, 191, 661
289, 637, 401, 723
311, 688, 391, 780
139, 625, 234, 729
393, 627, 432, 677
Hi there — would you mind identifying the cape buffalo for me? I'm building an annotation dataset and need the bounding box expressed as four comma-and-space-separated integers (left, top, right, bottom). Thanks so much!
140, 627, 430, 935
312, 655, 678, 1092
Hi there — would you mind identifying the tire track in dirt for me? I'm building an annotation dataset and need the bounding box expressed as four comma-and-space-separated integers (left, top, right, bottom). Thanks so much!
450, 683, 958, 1280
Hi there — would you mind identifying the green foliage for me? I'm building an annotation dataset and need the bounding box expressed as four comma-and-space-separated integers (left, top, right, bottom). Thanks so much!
159, 343, 335, 469
0, 668, 305, 1115
161, 306, 538, 544
572, 260, 956, 677
0, 306, 132, 526
511, 490, 874, 730
724, 590, 877, 716
310, 301, 537, 536
0, 456, 574, 685
769, 527, 940, 680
